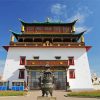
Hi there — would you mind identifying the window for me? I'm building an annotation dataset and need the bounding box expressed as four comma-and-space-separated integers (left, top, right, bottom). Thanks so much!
26, 26, 34, 31
69, 69, 75, 79
35, 27, 42, 31
68, 57, 74, 65
12, 82, 24, 86
19, 69, 25, 79
20, 56, 26, 65
33, 56, 39, 60
0, 82, 3, 86
55, 56, 61, 60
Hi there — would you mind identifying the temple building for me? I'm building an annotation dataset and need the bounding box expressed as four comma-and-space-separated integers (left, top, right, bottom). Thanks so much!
1, 18, 93, 91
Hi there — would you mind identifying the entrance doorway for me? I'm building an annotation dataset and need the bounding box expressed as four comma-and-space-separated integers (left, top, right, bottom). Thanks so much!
28, 70, 67, 90
28, 70, 41, 90
54, 71, 66, 90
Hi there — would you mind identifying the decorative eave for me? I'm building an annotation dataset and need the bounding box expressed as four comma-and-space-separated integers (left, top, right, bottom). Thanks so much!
2, 45, 92, 52
85, 46, 92, 51
11, 31, 85, 41
26, 60, 69, 67
18, 18, 78, 26
10, 30, 21, 40
3, 46, 9, 51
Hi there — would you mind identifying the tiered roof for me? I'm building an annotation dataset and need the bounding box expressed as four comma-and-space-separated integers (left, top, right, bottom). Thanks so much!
11, 31, 85, 41
3, 19, 91, 52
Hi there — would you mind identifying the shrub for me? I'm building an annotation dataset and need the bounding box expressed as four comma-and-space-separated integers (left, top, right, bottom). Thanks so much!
67, 90, 100, 98
0, 91, 27, 96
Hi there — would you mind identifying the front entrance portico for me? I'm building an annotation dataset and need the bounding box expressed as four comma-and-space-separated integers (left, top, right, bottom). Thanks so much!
25, 60, 69, 90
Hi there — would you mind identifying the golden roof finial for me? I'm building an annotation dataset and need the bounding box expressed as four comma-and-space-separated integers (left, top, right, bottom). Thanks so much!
46, 17, 50, 22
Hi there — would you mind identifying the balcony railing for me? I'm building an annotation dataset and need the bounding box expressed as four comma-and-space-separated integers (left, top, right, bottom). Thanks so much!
10, 42, 85, 47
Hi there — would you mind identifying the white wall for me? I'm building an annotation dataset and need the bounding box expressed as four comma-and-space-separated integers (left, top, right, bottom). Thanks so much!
67, 49, 93, 90
2, 47, 93, 90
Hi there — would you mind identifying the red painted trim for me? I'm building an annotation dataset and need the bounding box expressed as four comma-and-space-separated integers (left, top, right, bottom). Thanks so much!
85, 46, 92, 52
20, 56, 26, 65
2, 46, 9, 51
68, 57, 74, 65
19, 69, 25, 79
69, 69, 75, 79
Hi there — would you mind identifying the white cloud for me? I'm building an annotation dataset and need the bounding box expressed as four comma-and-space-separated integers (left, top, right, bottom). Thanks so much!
76, 27, 86, 33
0, 60, 5, 67
50, 4, 93, 33
51, 3, 67, 15
68, 6, 93, 33
91, 68, 100, 77
0, 60, 5, 74
50, 3, 67, 22
76, 26, 92, 33
0, 47, 4, 52
68, 12, 85, 24
68, 6, 93, 23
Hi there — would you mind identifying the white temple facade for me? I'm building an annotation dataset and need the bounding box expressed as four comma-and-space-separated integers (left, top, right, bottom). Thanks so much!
1, 19, 93, 91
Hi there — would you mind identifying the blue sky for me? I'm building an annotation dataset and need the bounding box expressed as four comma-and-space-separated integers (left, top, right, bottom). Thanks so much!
0, 0, 100, 76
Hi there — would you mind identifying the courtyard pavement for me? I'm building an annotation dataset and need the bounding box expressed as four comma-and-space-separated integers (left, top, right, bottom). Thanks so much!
0, 90, 99, 100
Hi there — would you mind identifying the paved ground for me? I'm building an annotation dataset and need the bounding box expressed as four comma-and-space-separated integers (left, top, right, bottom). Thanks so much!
0, 90, 99, 100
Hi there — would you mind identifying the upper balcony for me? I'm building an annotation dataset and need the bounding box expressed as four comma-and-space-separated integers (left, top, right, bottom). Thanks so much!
10, 42, 85, 47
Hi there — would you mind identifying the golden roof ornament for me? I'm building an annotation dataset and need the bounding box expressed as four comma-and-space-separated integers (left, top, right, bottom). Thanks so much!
46, 17, 50, 23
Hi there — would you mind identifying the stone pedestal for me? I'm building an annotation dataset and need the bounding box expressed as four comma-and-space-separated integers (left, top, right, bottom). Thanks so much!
37, 96, 56, 100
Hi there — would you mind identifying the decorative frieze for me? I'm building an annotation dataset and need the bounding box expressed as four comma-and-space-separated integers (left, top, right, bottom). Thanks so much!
26, 60, 68, 66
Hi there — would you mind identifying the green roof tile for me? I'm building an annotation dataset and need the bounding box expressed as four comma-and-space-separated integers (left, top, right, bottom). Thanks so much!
19, 18, 78, 26
11, 31, 85, 42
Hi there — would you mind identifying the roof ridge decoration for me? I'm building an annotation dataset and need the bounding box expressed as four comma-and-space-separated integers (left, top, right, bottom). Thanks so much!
18, 18, 78, 25
46, 17, 51, 23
